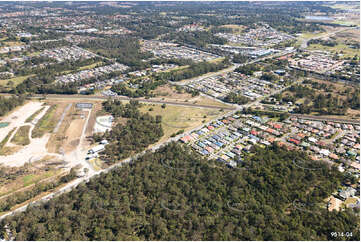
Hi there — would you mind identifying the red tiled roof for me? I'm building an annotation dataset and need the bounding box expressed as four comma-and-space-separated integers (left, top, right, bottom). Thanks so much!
267, 137, 275, 143
297, 133, 306, 138
273, 124, 282, 129
289, 138, 300, 145
180, 135, 192, 143
251, 130, 258, 136
266, 128, 274, 133
329, 153, 339, 160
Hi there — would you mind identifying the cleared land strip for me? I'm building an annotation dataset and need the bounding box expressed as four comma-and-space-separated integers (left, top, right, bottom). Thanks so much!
290, 114, 360, 125
53, 103, 72, 133
20, 94, 236, 110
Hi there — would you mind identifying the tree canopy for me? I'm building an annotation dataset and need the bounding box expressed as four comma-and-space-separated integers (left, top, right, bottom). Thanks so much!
0, 143, 358, 240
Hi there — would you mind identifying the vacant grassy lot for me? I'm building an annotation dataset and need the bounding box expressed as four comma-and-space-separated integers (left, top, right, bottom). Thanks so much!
0, 74, 33, 87
307, 43, 359, 58
1, 41, 23, 47
151, 84, 232, 108
209, 57, 226, 63
22, 170, 57, 187
328, 3, 359, 10
140, 104, 228, 143
294, 31, 324, 46
32, 105, 58, 138
11, 125, 31, 146
220, 24, 245, 33
0, 166, 62, 198
191, 96, 232, 108
78, 61, 104, 71
335, 28, 360, 42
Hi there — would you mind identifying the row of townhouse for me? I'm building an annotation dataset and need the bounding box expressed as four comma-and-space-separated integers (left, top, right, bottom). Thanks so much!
141, 40, 219, 62
179, 113, 360, 173
56, 63, 128, 83
40, 46, 97, 62
187, 71, 286, 102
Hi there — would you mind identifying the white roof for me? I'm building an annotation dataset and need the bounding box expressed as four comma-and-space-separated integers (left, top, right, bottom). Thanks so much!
319, 149, 330, 156
90, 144, 105, 153
308, 137, 318, 143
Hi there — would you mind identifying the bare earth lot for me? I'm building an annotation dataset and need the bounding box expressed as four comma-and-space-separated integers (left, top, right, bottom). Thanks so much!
151, 84, 232, 108
0, 99, 101, 214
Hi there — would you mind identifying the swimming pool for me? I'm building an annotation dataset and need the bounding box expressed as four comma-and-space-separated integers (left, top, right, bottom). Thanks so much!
0, 122, 9, 128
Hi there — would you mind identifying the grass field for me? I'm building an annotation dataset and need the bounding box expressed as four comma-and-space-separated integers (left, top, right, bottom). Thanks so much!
1, 41, 23, 47
152, 84, 232, 109
58, 61, 104, 75
78, 61, 104, 71
0, 168, 61, 198
11, 125, 31, 146
159, 65, 189, 73
332, 20, 359, 26
139, 104, 228, 143
32, 105, 58, 138
328, 3, 360, 10
307, 43, 359, 58
295, 31, 324, 46
220, 24, 245, 33
22, 170, 57, 187
0, 74, 33, 87
299, 32, 325, 39
209, 57, 225, 63
25, 107, 45, 123
191, 96, 232, 108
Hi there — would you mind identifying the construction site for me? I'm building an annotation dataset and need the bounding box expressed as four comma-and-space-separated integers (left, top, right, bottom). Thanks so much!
0, 98, 104, 215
